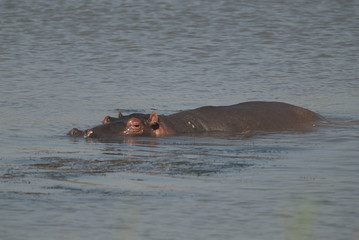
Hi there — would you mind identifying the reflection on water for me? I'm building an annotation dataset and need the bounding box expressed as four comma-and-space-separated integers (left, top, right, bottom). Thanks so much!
32, 136, 267, 176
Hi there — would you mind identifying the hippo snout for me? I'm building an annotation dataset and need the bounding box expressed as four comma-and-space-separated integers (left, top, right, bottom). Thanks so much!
68, 128, 95, 138
68, 128, 84, 137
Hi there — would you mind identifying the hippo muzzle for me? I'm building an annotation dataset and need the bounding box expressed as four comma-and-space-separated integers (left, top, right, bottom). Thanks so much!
69, 116, 157, 139
68, 128, 85, 137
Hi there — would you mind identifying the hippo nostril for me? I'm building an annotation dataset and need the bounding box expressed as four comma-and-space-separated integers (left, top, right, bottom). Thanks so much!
68, 128, 84, 137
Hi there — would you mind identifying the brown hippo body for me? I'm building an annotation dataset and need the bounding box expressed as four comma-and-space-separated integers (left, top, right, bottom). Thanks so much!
69, 101, 325, 138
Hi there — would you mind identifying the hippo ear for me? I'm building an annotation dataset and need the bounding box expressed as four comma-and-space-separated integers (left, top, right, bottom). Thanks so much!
148, 112, 160, 130
118, 109, 123, 118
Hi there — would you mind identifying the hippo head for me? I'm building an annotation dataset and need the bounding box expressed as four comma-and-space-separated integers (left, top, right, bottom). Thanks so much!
69, 113, 163, 138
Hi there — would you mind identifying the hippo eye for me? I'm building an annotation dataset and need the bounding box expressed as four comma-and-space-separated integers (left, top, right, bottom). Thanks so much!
151, 123, 159, 130
134, 124, 140, 128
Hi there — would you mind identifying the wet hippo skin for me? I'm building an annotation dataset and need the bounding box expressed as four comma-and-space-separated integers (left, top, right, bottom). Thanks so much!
69, 101, 325, 138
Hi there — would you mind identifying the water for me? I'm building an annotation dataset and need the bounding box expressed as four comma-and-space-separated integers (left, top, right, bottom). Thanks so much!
1, 0, 359, 239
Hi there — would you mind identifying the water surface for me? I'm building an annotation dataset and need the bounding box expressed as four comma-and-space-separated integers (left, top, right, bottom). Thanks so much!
1, 1, 359, 239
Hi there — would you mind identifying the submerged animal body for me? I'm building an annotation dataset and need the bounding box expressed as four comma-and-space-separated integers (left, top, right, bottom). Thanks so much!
68, 101, 325, 138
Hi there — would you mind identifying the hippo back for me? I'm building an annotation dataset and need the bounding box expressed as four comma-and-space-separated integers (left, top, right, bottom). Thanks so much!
163, 101, 324, 134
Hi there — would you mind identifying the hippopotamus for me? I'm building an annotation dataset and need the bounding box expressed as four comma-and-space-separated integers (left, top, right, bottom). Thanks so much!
68, 101, 325, 138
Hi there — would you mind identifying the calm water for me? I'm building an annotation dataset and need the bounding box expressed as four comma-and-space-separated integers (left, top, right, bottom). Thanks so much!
1, 0, 359, 239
